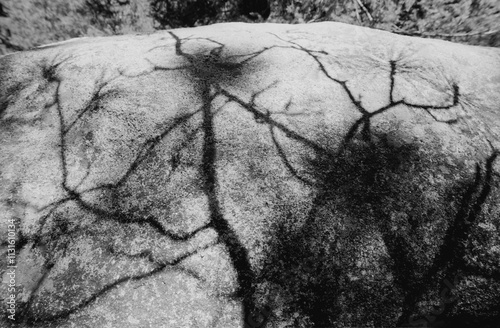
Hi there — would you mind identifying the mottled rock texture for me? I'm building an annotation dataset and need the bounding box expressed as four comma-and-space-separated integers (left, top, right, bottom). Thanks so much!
1, 22, 499, 328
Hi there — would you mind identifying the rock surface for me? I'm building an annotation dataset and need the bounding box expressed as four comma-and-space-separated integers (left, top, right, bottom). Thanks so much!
1, 22, 500, 327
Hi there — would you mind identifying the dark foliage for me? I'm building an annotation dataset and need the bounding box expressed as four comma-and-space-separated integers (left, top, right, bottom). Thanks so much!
150, 0, 221, 28
239, 0, 270, 20
150, 0, 270, 28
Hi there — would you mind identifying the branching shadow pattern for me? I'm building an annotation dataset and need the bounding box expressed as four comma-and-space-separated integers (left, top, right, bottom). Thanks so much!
1, 30, 499, 328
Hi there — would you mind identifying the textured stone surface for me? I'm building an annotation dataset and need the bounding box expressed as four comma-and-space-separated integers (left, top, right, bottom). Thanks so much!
0, 22, 499, 327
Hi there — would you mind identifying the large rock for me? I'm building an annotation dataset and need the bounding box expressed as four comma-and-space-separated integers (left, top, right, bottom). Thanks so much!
1, 22, 499, 328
